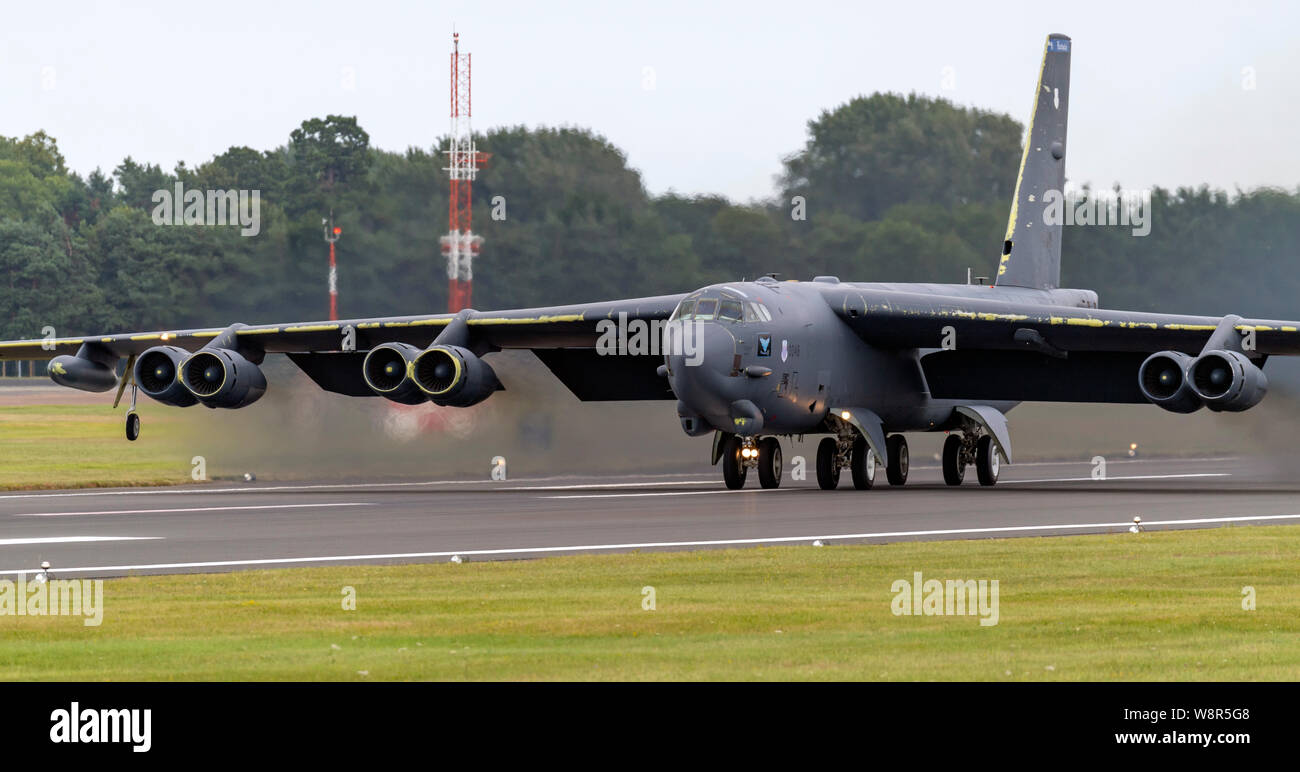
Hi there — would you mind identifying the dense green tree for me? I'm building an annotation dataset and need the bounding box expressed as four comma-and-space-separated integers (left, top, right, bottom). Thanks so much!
289, 116, 371, 191
780, 93, 1023, 223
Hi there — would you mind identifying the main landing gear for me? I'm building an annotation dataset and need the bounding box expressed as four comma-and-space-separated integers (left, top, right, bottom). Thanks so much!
942, 431, 1000, 486
717, 428, 916, 491
720, 434, 783, 490
816, 426, 908, 490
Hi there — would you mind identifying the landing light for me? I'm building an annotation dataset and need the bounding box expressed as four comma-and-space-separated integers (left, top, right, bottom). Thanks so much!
840, 411, 851, 420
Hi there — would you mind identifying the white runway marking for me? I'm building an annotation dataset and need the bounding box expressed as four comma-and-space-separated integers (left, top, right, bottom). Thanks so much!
542, 489, 795, 499
909, 456, 1237, 471
512, 480, 715, 491
0, 536, 163, 546
13, 502, 373, 518
1, 512, 1297, 576
0, 474, 717, 501
0, 459, 1237, 503
998, 472, 1231, 484
540, 472, 1232, 498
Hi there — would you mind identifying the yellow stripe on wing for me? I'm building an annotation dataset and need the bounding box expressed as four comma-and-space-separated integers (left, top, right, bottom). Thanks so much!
467, 314, 586, 325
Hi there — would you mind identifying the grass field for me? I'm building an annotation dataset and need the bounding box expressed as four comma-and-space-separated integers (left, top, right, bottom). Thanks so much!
0, 404, 195, 489
2, 525, 1297, 681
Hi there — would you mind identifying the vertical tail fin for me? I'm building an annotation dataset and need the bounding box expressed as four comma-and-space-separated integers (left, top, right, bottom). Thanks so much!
995, 34, 1071, 290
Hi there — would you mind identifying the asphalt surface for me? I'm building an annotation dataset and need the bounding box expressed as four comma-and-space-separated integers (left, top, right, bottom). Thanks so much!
1, 455, 1297, 577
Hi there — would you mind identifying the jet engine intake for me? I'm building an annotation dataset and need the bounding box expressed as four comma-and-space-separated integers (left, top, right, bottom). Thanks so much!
361, 343, 428, 405
411, 345, 499, 407
135, 345, 199, 407
180, 348, 267, 408
1137, 351, 1202, 414
1187, 349, 1267, 412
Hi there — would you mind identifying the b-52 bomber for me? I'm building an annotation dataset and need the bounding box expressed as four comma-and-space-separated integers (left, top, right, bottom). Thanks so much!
2, 34, 1293, 490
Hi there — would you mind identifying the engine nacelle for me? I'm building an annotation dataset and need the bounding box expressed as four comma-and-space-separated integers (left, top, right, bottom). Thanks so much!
48, 345, 118, 393
1137, 351, 1202, 414
361, 343, 428, 405
411, 345, 500, 407
180, 348, 267, 409
135, 345, 199, 407
1188, 349, 1268, 412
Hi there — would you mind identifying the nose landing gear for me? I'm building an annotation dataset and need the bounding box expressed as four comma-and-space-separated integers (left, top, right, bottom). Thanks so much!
720, 433, 785, 489
721, 435, 748, 489
756, 437, 782, 489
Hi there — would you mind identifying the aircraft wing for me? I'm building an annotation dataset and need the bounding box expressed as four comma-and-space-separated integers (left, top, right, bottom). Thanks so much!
0, 293, 686, 401
824, 287, 1300, 404
0, 294, 685, 359
825, 287, 1300, 356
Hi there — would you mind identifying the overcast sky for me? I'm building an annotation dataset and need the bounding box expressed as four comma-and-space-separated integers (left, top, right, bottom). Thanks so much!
3, 0, 1296, 202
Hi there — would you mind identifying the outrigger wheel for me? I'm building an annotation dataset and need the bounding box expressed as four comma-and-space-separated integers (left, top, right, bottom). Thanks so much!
120, 375, 141, 442
885, 434, 909, 486
721, 434, 747, 490
816, 437, 840, 490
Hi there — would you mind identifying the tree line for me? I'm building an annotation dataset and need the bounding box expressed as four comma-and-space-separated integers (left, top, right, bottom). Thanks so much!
3, 92, 1300, 343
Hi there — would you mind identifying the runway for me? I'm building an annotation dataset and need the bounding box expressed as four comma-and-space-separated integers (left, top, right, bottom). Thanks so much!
1, 455, 1297, 578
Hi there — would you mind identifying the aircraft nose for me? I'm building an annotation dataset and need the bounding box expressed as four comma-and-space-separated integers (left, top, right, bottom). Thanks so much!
664, 321, 739, 421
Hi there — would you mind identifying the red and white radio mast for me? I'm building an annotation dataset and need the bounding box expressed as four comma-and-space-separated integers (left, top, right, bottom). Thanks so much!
441, 32, 487, 312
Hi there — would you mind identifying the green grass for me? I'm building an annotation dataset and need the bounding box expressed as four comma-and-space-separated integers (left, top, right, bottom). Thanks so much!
0, 405, 193, 489
2, 525, 1298, 680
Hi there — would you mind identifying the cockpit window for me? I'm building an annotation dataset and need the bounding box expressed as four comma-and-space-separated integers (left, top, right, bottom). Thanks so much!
671, 298, 697, 321
673, 291, 764, 322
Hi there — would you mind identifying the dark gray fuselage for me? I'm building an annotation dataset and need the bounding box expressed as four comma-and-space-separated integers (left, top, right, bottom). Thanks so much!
665, 278, 1097, 436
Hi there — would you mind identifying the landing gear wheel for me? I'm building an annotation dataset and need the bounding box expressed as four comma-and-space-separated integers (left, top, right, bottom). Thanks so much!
976, 436, 1000, 487
885, 434, 909, 486
816, 437, 840, 490
125, 411, 141, 442
722, 435, 747, 489
942, 434, 965, 486
757, 437, 782, 489
850, 438, 876, 490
